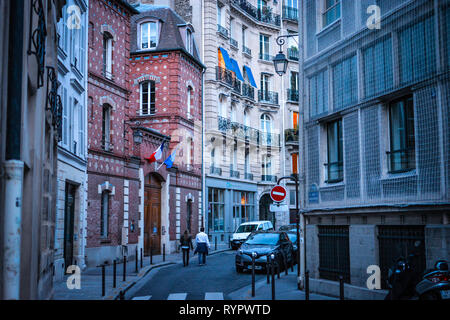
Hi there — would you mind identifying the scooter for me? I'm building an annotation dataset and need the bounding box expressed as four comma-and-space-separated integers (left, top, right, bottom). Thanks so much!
385, 255, 420, 300
415, 260, 450, 300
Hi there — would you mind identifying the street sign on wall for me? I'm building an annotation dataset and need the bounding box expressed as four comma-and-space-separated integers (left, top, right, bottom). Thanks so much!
270, 204, 289, 212
270, 185, 287, 203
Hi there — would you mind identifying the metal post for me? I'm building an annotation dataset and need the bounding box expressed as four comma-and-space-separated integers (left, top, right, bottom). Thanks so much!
140, 248, 143, 268
119, 290, 125, 300
101, 264, 105, 297
150, 246, 153, 265
123, 256, 126, 282
339, 275, 344, 300
215, 237, 217, 251
251, 252, 256, 297
267, 255, 271, 284
305, 270, 310, 300
277, 260, 280, 279
163, 244, 166, 262
135, 247, 138, 272
271, 254, 275, 300
113, 260, 116, 288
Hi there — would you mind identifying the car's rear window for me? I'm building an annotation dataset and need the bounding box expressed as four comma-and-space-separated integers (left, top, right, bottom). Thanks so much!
245, 233, 279, 245
236, 224, 257, 233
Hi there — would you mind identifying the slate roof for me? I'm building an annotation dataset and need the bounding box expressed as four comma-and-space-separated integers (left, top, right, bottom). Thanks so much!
130, 5, 202, 66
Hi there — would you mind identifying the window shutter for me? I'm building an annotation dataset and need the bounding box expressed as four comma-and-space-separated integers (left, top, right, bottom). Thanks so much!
63, 88, 68, 147
79, 102, 84, 157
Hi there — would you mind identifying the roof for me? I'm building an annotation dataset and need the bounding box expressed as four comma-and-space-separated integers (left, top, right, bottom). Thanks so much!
117, 0, 140, 14
129, 6, 202, 66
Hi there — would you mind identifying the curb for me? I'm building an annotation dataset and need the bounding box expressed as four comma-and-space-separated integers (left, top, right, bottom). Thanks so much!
109, 248, 232, 300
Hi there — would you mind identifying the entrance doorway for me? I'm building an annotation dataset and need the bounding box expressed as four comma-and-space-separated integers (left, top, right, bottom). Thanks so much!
259, 194, 275, 228
144, 174, 162, 256
187, 200, 192, 234
64, 183, 77, 271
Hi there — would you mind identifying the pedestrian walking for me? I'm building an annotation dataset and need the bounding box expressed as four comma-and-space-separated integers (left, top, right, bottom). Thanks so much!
180, 230, 194, 267
194, 227, 210, 266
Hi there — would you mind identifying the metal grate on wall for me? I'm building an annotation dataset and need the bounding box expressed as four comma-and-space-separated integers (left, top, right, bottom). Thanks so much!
318, 225, 351, 283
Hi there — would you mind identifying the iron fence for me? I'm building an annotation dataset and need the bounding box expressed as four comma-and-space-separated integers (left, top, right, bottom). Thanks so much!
318, 226, 350, 283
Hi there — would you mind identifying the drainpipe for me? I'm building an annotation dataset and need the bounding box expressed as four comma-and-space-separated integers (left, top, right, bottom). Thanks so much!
201, 0, 206, 231
3, 0, 24, 300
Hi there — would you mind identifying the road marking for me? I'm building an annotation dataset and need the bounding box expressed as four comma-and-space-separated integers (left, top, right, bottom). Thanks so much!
132, 295, 152, 300
205, 292, 224, 300
167, 293, 187, 300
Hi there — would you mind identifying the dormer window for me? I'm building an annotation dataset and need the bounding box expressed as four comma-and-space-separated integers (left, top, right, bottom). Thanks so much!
186, 29, 193, 54
141, 22, 158, 50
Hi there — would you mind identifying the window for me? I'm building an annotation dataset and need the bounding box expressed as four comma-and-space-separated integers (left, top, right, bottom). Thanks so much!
141, 22, 158, 49
309, 69, 328, 117
363, 37, 393, 98
217, 4, 223, 26
186, 29, 192, 54
323, 0, 341, 27
333, 55, 357, 110
291, 153, 299, 174
208, 188, 225, 232
242, 26, 247, 48
230, 105, 236, 123
89, 22, 94, 48
293, 111, 299, 129
244, 148, 250, 175
187, 137, 194, 169
399, 16, 436, 85
101, 191, 110, 238
218, 96, 226, 118
262, 155, 272, 178
79, 23, 86, 73
326, 119, 343, 183
260, 113, 272, 133
388, 96, 416, 173
233, 191, 255, 231
77, 100, 85, 157
140, 81, 156, 115
187, 86, 193, 117
259, 34, 270, 60
211, 148, 216, 168
290, 71, 299, 91
102, 105, 111, 151
260, 73, 271, 95
289, 189, 296, 206
244, 110, 250, 127
62, 87, 68, 147
103, 33, 113, 79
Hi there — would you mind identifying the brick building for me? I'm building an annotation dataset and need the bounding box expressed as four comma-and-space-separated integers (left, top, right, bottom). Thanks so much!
129, 5, 204, 254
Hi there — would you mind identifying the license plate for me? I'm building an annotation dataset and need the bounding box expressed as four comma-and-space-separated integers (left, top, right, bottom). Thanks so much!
247, 265, 262, 270
441, 290, 450, 299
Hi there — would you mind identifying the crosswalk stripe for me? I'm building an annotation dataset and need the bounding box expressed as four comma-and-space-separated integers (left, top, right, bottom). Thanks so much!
204, 292, 224, 300
167, 293, 188, 300
132, 295, 152, 300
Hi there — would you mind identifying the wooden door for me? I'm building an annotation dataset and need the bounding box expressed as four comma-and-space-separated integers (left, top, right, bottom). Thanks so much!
64, 183, 76, 271
144, 175, 161, 256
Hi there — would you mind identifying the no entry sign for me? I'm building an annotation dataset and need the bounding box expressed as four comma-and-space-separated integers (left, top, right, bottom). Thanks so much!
270, 185, 287, 203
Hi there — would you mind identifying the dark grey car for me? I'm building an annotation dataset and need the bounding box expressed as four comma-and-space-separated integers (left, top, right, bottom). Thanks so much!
235, 231, 294, 273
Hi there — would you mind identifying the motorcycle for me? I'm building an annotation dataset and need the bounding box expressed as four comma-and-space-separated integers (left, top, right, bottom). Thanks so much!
415, 260, 450, 300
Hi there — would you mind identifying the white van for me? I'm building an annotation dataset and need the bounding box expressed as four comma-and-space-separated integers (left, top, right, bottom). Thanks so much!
230, 221, 274, 250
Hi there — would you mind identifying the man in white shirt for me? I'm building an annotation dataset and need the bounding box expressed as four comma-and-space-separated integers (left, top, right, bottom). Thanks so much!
195, 227, 211, 265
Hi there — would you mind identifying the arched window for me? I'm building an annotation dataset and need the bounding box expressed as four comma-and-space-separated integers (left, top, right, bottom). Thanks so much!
187, 86, 193, 117
102, 104, 112, 151
260, 113, 272, 133
141, 21, 158, 49
140, 81, 156, 115
101, 191, 110, 238
103, 32, 113, 79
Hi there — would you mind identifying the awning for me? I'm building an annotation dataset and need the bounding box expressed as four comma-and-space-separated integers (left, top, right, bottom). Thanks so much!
244, 66, 257, 88
230, 58, 244, 81
218, 47, 233, 71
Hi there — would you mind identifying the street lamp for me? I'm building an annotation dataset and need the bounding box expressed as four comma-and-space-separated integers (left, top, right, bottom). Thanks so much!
133, 129, 143, 145
273, 33, 299, 76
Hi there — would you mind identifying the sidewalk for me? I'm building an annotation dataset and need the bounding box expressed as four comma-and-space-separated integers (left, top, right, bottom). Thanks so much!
228, 266, 338, 300
53, 244, 230, 300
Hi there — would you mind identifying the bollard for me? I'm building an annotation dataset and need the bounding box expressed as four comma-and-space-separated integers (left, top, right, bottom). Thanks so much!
291, 257, 294, 272
215, 237, 217, 251
119, 290, 125, 300
271, 255, 276, 300
305, 270, 310, 301
140, 248, 143, 268
150, 246, 153, 265
163, 244, 166, 262
277, 260, 280, 279
102, 264, 106, 297
228, 235, 231, 249
251, 253, 256, 297
266, 255, 271, 284
113, 260, 117, 288
339, 275, 344, 300
123, 256, 127, 282
135, 247, 138, 273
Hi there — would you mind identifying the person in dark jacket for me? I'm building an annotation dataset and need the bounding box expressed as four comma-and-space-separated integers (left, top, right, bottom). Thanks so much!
194, 227, 210, 266
180, 230, 194, 267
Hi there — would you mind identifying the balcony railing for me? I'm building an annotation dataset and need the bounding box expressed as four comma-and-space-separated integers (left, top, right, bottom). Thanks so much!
217, 24, 229, 38
231, 0, 281, 27
285, 128, 299, 144
259, 90, 279, 105
324, 162, 344, 183
245, 172, 254, 181
262, 175, 278, 183
287, 89, 299, 102
283, 6, 299, 21
210, 166, 222, 176
230, 37, 238, 48
233, 79, 241, 95
230, 166, 240, 178
260, 131, 280, 147
387, 148, 416, 173
242, 83, 255, 100
243, 45, 252, 56
259, 52, 274, 61
287, 47, 299, 61
216, 66, 233, 86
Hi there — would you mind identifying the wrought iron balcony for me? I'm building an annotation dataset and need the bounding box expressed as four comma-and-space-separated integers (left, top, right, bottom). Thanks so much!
386, 148, 416, 173
259, 52, 274, 62
245, 172, 254, 181
243, 45, 252, 56
259, 131, 281, 147
262, 175, 278, 183
230, 37, 238, 49
230, 0, 281, 27
324, 162, 344, 183
283, 6, 299, 21
210, 166, 222, 176
217, 24, 229, 38
233, 79, 242, 95
216, 66, 234, 87
230, 166, 240, 178
242, 83, 255, 100
218, 116, 231, 132
46, 67, 62, 141
287, 47, 299, 61
285, 128, 299, 144
287, 89, 299, 102
258, 90, 279, 105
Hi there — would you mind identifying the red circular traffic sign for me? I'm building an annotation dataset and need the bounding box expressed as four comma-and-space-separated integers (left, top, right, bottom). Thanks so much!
270, 185, 287, 202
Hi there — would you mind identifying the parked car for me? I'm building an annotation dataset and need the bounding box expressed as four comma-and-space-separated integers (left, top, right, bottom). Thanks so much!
286, 230, 298, 265
230, 221, 274, 250
235, 231, 294, 273
278, 224, 297, 231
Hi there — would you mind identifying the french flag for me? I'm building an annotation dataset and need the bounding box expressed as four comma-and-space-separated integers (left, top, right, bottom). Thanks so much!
163, 148, 177, 169
146, 143, 164, 163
